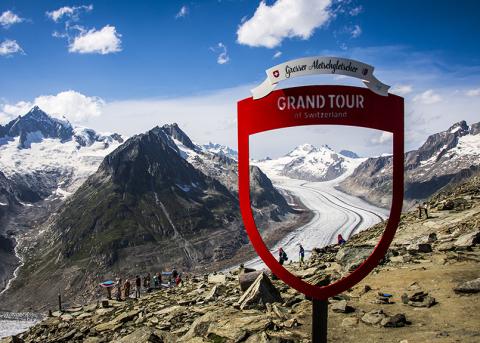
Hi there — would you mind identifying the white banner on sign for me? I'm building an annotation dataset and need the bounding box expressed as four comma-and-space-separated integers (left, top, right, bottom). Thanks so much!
251, 56, 390, 99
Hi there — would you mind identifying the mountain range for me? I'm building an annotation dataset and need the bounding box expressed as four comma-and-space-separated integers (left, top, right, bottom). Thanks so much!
255, 143, 364, 182
0, 108, 295, 310
338, 120, 480, 208
1, 106, 478, 311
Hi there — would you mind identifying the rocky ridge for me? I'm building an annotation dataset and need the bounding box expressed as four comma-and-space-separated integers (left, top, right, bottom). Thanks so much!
339, 120, 480, 208
3, 176, 479, 343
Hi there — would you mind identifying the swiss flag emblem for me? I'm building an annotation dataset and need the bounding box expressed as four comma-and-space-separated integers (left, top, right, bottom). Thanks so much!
273, 70, 280, 78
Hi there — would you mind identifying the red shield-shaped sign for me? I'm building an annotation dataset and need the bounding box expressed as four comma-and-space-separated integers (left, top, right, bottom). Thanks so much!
238, 85, 404, 300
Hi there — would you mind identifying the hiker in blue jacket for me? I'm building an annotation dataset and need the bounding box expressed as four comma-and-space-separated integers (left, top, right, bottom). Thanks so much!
299, 244, 305, 264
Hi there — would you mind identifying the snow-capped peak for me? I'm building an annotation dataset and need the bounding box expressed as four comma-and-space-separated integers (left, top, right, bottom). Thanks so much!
255, 143, 365, 182
0, 107, 124, 200
24, 106, 72, 129
287, 143, 318, 156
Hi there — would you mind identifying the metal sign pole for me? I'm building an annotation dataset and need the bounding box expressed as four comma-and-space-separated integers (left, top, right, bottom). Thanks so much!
312, 299, 328, 343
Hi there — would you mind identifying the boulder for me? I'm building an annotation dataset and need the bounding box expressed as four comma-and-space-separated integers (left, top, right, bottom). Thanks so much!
427, 233, 438, 243
361, 309, 388, 326
239, 271, 264, 291
179, 308, 237, 341
454, 231, 480, 249
436, 242, 455, 251
59, 329, 77, 341
237, 273, 282, 310
341, 317, 359, 327
113, 309, 140, 324
204, 285, 226, 301
454, 277, 480, 294
206, 314, 273, 341
409, 295, 436, 308
94, 321, 122, 332
336, 245, 373, 271
0, 337, 24, 343
331, 300, 355, 313
207, 273, 226, 284
403, 291, 436, 307
407, 242, 432, 254
306, 273, 331, 287
381, 313, 408, 328
113, 327, 177, 343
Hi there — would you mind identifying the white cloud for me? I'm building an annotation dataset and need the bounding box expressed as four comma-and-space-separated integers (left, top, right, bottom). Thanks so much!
349, 6, 363, 16
237, 0, 332, 48
413, 89, 442, 104
212, 42, 229, 65
175, 5, 189, 19
0, 91, 105, 124
69, 25, 122, 55
370, 131, 392, 145
391, 84, 413, 96
0, 10, 25, 28
273, 51, 282, 59
350, 25, 362, 38
46, 5, 93, 22
466, 88, 480, 97
0, 39, 24, 56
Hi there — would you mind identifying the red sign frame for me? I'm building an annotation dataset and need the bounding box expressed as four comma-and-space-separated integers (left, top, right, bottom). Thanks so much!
238, 85, 404, 300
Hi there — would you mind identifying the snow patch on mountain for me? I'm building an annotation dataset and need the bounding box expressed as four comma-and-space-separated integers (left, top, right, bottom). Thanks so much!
0, 136, 121, 196
202, 142, 238, 160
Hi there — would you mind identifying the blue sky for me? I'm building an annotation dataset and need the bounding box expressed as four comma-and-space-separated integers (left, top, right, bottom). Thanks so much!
1, 0, 479, 158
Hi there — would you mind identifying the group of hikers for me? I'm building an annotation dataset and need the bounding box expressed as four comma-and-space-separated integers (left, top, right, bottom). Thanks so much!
277, 234, 347, 265
104, 267, 183, 301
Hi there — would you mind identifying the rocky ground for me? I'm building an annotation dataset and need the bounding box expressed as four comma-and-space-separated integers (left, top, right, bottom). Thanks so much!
1, 177, 479, 343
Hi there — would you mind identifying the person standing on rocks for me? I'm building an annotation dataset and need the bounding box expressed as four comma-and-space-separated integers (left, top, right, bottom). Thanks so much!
172, 267, 178, 285
338, 234, 346, 245
423, 202, 429, 218
124, 278, 131, 299
417, 202, 424, 219
175, 273, 183, 286
116, 278, 122, 301
298, 244, 305, 264
157, 272, 162, 288
144, 273, 151, 291
278, 247, 287, 265
135, 275, 141, 298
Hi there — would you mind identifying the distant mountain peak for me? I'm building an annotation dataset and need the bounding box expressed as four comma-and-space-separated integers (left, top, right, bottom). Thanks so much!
340, 150, 360, 159
23, 106, 71, 127
0, 107, 123, 150
447, 120, 469, 134
202, 142, 238, 160
288, 143, 318, 156
162, 123, 199, 152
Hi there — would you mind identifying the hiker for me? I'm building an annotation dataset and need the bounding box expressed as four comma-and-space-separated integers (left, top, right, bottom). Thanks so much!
116, 278, 122, 301
175, 273, 183, 286
144, 273, 151, 290
298, 244, 305, 264
278, 247, 288, 265
157, 272, 162, 287
338, 234, 346, 245
135, 275, 141, 298
124, 278, 131, 299
106, 286, 112, 300
417, 202, 424, 219
423, 202, 429, 218
152, 273, 159, 288
172, 267, 178, 280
